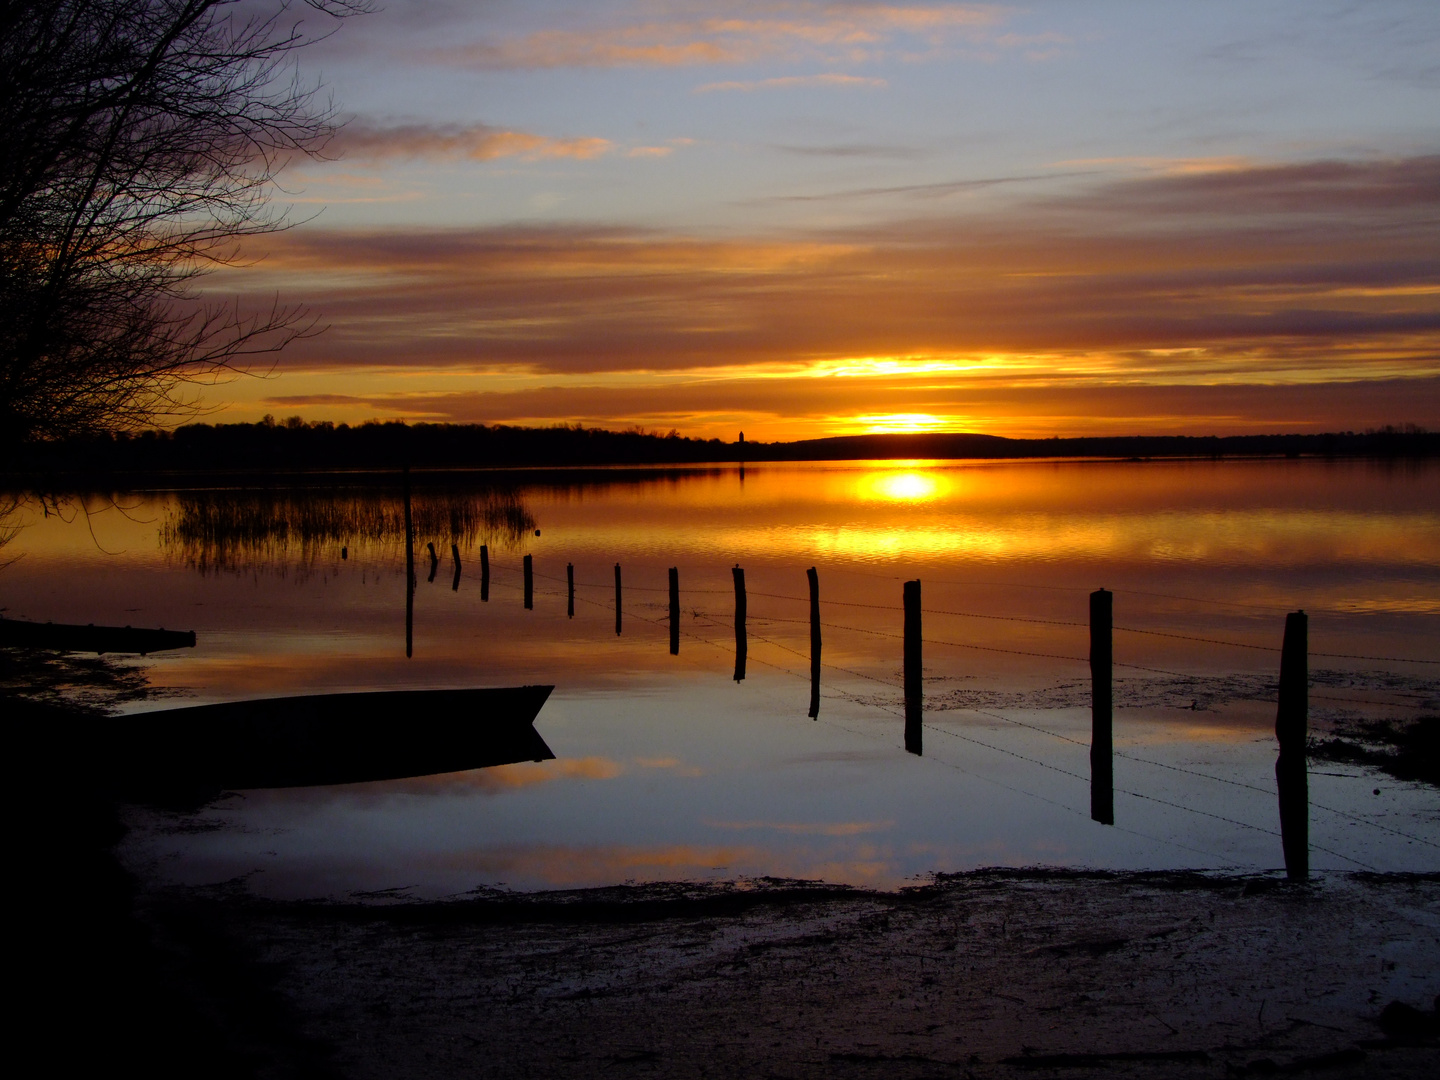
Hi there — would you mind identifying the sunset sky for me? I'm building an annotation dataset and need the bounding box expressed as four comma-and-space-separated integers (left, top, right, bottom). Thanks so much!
205, 0, 1440, 440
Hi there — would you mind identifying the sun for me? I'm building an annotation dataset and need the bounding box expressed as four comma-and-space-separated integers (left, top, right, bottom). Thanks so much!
855, 413, 949, 434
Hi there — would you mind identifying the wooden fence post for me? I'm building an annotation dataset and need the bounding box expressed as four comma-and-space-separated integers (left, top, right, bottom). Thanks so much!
1090, 588, 1114, 825
480, 544, 489, 603
523, 554, 533, 610
733, 566, 747, 682
567, 563, 575, 618
669, 567, 680, 655
450, 543, 461, 591
808, 567, 821, 718
904, 579, 922, 755
614, 563, 622, 635
1276, 610, 1309, 881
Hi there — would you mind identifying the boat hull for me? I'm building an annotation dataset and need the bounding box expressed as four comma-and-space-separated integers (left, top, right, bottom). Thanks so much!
104, 686, 554, 799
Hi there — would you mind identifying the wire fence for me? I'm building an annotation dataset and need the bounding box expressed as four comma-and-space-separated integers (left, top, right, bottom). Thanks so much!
414, 547, 1437, 870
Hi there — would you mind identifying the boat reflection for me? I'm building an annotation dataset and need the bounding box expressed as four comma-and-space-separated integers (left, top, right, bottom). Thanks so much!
104, 685, 554, 805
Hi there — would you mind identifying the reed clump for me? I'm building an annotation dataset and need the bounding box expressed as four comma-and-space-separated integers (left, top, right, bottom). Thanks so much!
161, 488, 535, 576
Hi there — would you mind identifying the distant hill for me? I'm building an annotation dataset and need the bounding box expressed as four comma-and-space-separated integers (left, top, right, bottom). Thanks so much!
6, 421, 1436, 480
776, 429, 1440, 461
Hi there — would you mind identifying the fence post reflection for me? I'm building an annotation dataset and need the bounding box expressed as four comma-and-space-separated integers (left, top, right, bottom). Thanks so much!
669, 567, 680, 655
403, 466, 414, 659
480, 544, 489, 602
427, 542, 439, 583
1276, 610, 1309, 881
1090, 588, 1114, 826
733, 565, 747, 682
523, 554, 533, 610
451, 543, 461, 591
904, 579, 921, 755
808, 567, 821, 719
614, 563, 622, 635
567, 563, 575, 618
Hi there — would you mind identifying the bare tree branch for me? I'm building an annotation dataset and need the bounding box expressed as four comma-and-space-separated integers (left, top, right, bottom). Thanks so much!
0, 0, 369, 446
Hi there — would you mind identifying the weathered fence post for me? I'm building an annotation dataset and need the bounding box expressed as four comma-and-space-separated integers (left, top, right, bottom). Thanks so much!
1276, 610, 1309, 881
451, 543, 461, 591
614, 563, 623, 635
403, 466, 414, 659
808, 567, 821, 718
567, 563, 575, 618
669, 567, 680, 655
523, 554, 534, 610
1090, 588, 1114, 826
733, 565, 747, 682
480, 544, 490, 602
904, 579, 922, 755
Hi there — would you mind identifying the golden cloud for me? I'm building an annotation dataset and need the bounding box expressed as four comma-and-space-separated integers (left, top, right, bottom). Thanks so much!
213, 154, 1440, 436
336, 121, 612, 163
432, 4, 1009, 70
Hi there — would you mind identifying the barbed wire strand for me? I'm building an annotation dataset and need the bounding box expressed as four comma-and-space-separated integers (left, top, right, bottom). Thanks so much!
942, 708, 1438, 850
451, 576, 1410, 867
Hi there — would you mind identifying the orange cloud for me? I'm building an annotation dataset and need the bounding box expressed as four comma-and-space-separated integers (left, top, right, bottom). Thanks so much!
211, 154, 1440, 437
336, 121, 612, 162
1056, 155, 1440, 216
432, 4, 1009, 70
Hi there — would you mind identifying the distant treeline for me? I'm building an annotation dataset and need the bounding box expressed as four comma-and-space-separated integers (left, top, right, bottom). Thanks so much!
7, 419, 1438, 478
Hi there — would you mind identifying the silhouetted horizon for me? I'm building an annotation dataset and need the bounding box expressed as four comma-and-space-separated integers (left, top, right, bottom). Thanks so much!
6, 419, 1437, 480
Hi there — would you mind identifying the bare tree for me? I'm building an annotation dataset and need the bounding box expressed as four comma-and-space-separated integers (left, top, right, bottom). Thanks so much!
0, 0, 367, 447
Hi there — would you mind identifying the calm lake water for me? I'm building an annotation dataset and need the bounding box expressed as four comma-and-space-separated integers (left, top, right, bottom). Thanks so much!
4, 458, 1438, 895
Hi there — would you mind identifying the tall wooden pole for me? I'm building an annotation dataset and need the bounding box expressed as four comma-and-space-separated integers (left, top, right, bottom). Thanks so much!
904, 579, 922, 755
479, 544, 489, 602
523, 554, 533, 610
1276, 610, 1309, 881
1090, 589, 1114, 825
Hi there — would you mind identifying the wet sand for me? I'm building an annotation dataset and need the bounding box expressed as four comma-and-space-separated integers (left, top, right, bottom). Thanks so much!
139, 870, 1440, 1078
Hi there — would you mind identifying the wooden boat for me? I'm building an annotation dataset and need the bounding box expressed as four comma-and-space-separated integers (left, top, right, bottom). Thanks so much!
103, 685, 554, 801
0, 617, 195, 654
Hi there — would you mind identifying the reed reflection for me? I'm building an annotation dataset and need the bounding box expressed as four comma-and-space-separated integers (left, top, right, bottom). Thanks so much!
160, 486, 536, 575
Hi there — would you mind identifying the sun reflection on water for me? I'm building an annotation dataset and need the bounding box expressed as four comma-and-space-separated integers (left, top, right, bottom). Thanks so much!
855, 466, 951, 503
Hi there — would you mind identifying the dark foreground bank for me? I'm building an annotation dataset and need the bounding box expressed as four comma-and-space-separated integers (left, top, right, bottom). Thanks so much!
13, 685, 1438, 1079
142, 870, 1440, 1079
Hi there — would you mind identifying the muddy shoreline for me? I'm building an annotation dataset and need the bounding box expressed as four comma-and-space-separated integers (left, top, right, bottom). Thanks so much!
116, 869, 1438, 1079
10, 692, 1438, 1077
